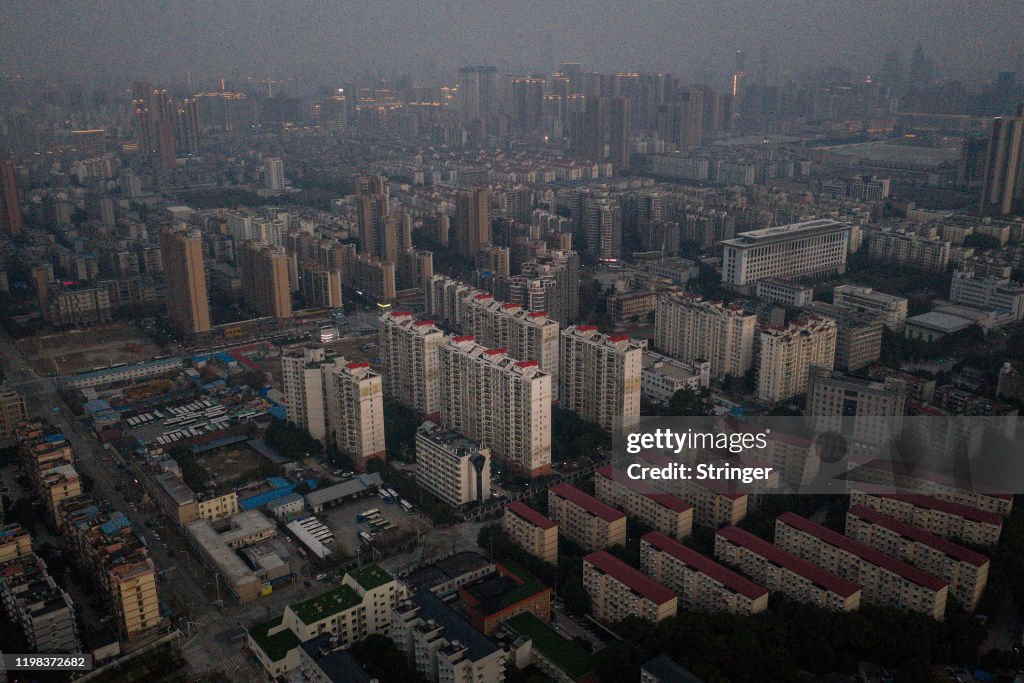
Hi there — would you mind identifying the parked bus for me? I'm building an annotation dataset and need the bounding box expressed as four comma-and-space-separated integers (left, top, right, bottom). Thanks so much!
356, 509, 381, 522
379, 489, 394, 503
358, 531, 373, 544
400, 499, 414, 514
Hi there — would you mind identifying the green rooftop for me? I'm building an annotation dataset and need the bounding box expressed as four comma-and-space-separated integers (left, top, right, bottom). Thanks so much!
249, 617, 300, 662
290, 584, 362, 624
348, 563, 392, 591
496, 561, 549, 609
505, 613, 595, 679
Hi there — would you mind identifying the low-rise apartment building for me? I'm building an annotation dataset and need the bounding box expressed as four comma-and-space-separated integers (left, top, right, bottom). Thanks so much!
548, 483, 627, 552
850, 489, 1003, 547
503, 502, 559, 565
583, 550, 678, 624
595, 466, 693, 540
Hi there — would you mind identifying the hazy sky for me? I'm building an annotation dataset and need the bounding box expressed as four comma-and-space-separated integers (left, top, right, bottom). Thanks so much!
2, 1, 1022, 87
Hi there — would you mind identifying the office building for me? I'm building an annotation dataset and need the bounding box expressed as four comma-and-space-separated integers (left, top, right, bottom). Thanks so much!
846, 505, 989, 611
439, 337, 552, 477
642, 531, 769, 616
979, 103, 1024, 216
560, 326, 642, 432
774, 513, 948, 619
160, 227, 211, 334
0, 553, 80, 654
458, 295, 560, 401
806, 368, 906, 446
720, 219, 851, 291
949, 270, 1024, 319
714, 526, 861, 612
249, 565, 404, 677
548, 483, 626, 552
595, 467, 693, 540
379, 312, 445, 419
392, 589, 505, 683
654, 294, 757, 380
641, 352, 711, 404
849, 490, 1002, 547
503, 502, 558, 565
583, 550, 677, 624
867, 231, 951, 273
264, 157, 285, 191
239, 242, 292, 319
0, 159, 23, 236
756, 318, 837, 404
455, 187, 491, 260
415, 421, 490, 507
755, 278, 814, 308
832, 285, 908, 330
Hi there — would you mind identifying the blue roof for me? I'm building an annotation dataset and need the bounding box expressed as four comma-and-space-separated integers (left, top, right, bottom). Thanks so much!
269, 405, 287, 420
83, 399, 113, 414
239, 479, 317, 511
43, 433, 66, 443
100, 511, 132, 536
267, 476, 290, 489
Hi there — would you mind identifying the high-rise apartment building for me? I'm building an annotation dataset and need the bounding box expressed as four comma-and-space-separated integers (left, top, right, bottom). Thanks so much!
583, 550, 678, 624
511, 77, 545, 131
582, 196, 621, 261
263, 157, 285, 191
642, 531, 769, 616
804, 302, 883, 372
379, 312, 445, 419
414, 421, 490, 507
609, 96, 631, 169
720, 219, 851, 292
355, 175, 395, 262
160, 227, 211, 334
867, 230, 950, 273
330, 362, 387, 472
455, 188, 491, 260
846, 505, 989, 612
0, 387, 27, 443
0, 553, 80, 653
439, 337, 552, 477
281, 346, 336, 442
560, 326, 642, 432
239, 242, 292, 319
979, 103, 1024, 216
457, 66, 498, 125
756, 318, 837, 404
654, 294, 757, 380
0, 159, 23, 236
832, 285, 908, 330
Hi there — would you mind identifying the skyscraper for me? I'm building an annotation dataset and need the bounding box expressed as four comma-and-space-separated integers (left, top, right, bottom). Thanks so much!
0, 160, 23, 236
609, 97, 631, 170
979, 104, 1024, 216
580, 95, 607, 161
263, 157, 285, 191
457, 66, 498, 125
160, 227, 211, 334
238, 242, 292, 319
355, 176, 395, 261
511, 77, 545, 131
455, 187, 491, 260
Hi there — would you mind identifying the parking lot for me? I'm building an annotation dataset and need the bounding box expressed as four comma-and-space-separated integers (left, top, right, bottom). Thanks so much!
319, 492, 428, 557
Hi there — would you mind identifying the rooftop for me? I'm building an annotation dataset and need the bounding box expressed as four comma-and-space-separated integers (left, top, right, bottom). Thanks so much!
249, 617, 299, 662
348, 564, 392, 591
848, 505, 989, 567
506, 501, 557, 531
550, 483, 626, 523
597, 466, 692, 513
854, 487, 1003, 526
584, 550, 677, 605
290, 583, 362, 624
409, 590, 499, 661
643, 531, 769, 600
504, 612, 595, 679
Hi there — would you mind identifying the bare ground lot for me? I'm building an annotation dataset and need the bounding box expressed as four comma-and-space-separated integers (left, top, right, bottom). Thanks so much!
320, 495, 428, 557
18, 323, 166, 375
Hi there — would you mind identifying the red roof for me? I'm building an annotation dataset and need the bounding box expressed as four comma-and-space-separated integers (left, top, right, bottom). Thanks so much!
853, 487, 1003, 527
390, 311, 413, 317
414, 320, 436, 326
550, 483, 625, 523
515, 360, 539, 368
715, 526, 860, 598
528, 311, 548, 317
574, 325, 598, 332
345, 362, 370, 369
485, 347, 508, 356
474, 293, 493, 300
607, 335, 630, 342
643, 531, 768, 600
452, 335, 475, 342
506, 501, 557, 530
847, 505, 989, 568
776, 513, 947, 591
584, 550, 677, 605
596, 466, 691, 513
502, 303, 521, 309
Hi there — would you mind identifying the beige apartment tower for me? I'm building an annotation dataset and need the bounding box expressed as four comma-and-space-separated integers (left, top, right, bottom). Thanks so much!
160, 227, 211, 334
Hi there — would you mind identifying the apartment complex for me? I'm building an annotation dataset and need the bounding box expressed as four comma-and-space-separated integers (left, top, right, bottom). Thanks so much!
720, 219, 851, 291
0, 386, 26, 442
641, 531, 769, 616
560, 326, 643, 432
654, 293, 757, 379
867, 230, 951, 273
832, 285, 908, 330
714, 525, 861, 612
439, 336, 552, 477
392, 589, 505, 683
0, 553, 80, 654
849, 489, 1003, 547
804, 302, 883, 372
774, 513, 948, 619
949, 270, 1024, 320
415, 421, 491, 507
503, 501, 559, 565
548, 483, 627, 552
249, 565, 404, 677
846, 505, 989, 611
379, 311, 445, 419
583, 550, 678, 624
756, 317, 837, 404
639, 450, 749, 528
595, 466, 693, 540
